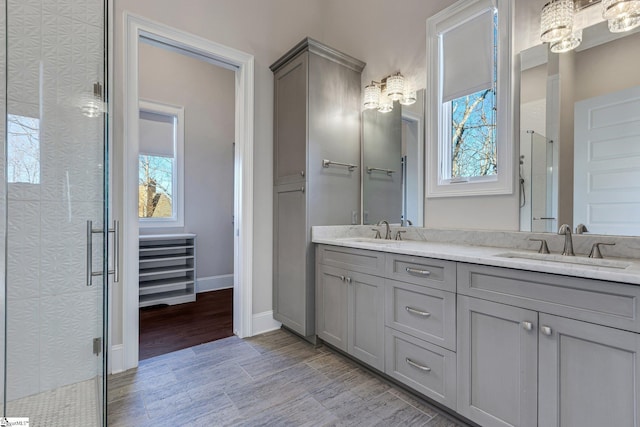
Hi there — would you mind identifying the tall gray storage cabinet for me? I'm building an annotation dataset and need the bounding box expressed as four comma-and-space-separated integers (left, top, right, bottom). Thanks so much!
271, 38, 365, 341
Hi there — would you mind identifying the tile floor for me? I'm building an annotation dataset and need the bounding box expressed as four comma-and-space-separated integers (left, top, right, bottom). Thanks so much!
108, 328, 469, 426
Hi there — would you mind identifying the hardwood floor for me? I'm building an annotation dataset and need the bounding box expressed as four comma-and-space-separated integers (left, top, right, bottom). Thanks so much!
139, 288, 233, 360
109, 328, 469, 426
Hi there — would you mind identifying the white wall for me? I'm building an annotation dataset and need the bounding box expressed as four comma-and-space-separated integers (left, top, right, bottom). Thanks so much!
137, 42, 235, 283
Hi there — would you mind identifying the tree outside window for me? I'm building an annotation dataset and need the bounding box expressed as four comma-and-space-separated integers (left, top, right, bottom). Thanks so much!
8, 114, 40, 184
138, 154, 174, 219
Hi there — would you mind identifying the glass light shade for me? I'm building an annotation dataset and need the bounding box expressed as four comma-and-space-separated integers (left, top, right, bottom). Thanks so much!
540, 0, 574, 43
386, 74, 405, 101
608, 12, 640, 31
399, 90, 417, 106
550, 29, 582, 52
377, 88, 393, 113
602, 0, 640, 19
363, 83, 381, 109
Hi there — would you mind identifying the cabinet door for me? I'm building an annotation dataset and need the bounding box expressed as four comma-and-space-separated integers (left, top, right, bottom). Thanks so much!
273, 184, 308, 335
274, 52, 308, 185
457, 296, 538, 427
539, 313, 640, 427
347, 271, 385, 371
316, 265, 348, 352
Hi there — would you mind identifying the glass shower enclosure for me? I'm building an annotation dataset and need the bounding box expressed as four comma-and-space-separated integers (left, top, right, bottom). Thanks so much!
1, 0, 108, 425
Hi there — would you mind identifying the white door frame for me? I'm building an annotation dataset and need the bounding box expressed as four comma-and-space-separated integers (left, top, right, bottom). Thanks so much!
122, 12, 254, 370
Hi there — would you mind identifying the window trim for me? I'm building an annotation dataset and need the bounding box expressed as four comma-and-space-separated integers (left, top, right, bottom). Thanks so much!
426, 0, 515, 198
138, 99, 185, 228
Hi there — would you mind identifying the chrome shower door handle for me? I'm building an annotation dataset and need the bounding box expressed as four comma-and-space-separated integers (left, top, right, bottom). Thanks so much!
86, 220, 93, 286
86, 219, 120, 286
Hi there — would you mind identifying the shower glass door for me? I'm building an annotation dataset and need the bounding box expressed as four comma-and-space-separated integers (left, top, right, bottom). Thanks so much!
2, 0, 108, 425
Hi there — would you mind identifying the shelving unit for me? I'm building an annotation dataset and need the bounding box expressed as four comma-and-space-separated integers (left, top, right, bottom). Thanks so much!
139, 234, 197, 308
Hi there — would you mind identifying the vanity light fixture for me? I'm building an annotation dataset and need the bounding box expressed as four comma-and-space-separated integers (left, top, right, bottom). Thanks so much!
81, 82, 105, 118
362, 72, 416, 113
550, 29, 583, 52
377, 86, 394, 113
540, 0, 575, 43
363, 83, 381, 110
603, 0, 640, 31
541, 0, 640, 53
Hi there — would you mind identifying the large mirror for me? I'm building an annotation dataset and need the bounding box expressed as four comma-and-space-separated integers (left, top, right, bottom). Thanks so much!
362, 90, 425, 226
517, 0, 640, 236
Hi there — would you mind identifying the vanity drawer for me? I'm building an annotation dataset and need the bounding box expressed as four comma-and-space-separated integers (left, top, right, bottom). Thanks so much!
458, 263, 640, 333
386, 254, 456, 292
385, 327, 457, 410
317, 245, 385, 276
386, 280, 456, 351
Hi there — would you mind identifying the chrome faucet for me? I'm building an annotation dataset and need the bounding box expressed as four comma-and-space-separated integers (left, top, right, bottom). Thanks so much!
558, 224, 574, 256
377, 220, 392, 240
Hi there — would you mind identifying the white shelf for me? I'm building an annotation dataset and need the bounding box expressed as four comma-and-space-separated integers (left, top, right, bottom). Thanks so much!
139, 234, 196, 307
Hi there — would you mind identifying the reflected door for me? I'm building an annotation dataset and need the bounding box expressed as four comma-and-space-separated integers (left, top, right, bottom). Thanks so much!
3, 0, 107, 425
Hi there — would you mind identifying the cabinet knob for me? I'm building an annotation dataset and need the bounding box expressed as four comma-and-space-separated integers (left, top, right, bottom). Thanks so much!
522, 321, 533, 331
345, 277, 352, 284
339, 275, 345, 282
541, 326, 552, 336
300, 170, 305, 177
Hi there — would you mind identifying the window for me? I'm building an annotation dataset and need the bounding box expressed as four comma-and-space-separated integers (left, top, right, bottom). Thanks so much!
427, 0, 513, 197
138, 101, 184, 227
8, 114, 40, 184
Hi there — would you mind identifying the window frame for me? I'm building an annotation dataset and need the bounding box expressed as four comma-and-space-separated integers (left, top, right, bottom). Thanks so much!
426, 0, 515, 197
138, 99, 185, 228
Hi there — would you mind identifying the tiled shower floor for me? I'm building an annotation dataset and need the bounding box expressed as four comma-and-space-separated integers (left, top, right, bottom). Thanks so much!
5, 378, 99, 427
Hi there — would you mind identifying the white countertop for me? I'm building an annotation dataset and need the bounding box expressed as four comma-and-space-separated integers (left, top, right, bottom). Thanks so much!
313, 236, 640, 285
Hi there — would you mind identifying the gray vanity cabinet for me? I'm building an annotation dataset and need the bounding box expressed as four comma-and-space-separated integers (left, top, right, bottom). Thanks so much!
273, 183, 308, 335
273, 52, 307, 185
457, 295, 538, 427
316, 247, 386, 371
348, 271, 385, 371
538, 314, 640, 427
316, 264, 348, 352
271, 39, 365, 340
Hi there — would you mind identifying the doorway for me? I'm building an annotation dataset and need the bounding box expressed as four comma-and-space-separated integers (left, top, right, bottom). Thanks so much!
136, 40, 236, 360
122, 13, 254, 371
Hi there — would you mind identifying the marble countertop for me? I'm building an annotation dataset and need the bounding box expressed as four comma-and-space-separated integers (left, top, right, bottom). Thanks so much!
312, 236, 640, 285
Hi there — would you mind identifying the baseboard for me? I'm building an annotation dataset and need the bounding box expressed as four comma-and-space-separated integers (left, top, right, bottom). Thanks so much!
252, 311, 282, 336
196, 274, 234, 293
110, 344, 124, 374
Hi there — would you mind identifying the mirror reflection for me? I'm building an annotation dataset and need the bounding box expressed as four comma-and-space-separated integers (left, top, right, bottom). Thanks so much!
362, 89, 424, 226
518, 12, 640, 236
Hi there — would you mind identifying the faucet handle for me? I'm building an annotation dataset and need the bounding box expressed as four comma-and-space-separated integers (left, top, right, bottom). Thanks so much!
589, 242, 615, 259
575, 223, 588, 234
395, 230, 406, 241
371, 228, 382, 239
529, 238, 550, 254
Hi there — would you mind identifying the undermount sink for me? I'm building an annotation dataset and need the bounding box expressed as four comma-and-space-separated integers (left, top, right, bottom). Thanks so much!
338, 237, 404, 245
496, 251, 632, 270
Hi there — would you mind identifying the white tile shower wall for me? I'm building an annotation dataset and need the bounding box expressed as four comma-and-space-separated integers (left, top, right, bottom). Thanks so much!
5, 0, 105, 401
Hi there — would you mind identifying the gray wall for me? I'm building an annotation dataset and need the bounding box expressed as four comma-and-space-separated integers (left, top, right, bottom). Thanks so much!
138, 42, 235, 281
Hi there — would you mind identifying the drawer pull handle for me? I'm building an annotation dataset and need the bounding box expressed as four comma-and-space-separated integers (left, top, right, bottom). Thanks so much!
522, 321, 533, 331
405, 306, 431, 317
541, 326, 552, 336
406, 358, 431, 372
405, 267, 431, 277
